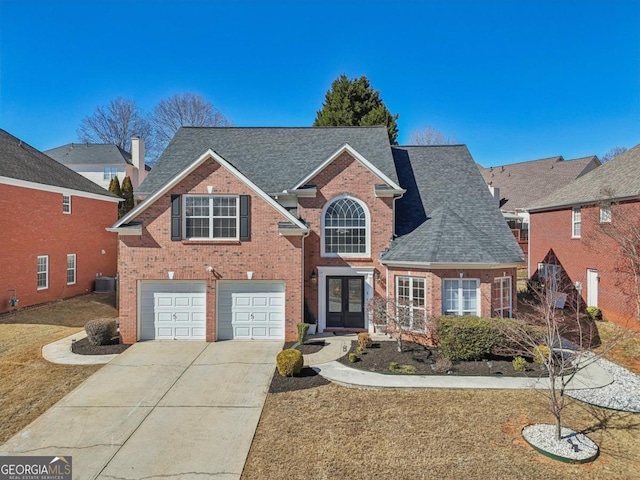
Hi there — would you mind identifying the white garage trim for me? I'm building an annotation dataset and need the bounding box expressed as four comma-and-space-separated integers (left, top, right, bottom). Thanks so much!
216, 281, 285, 340
138, 281, 207, 340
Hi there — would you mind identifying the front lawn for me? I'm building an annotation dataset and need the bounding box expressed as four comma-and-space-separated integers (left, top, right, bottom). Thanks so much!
0, 293, 117, 443
242, 385, 640, 479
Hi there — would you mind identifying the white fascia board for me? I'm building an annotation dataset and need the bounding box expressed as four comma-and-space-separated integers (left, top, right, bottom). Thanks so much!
0, 176, 122, 203
291, 143, 403, 191
111, 149, 308, 231
381, 260, 524, 269
527, 194, 640, 213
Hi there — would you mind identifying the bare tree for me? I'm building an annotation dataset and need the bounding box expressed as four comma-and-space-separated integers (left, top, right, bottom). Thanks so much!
502, 279, 629, 442
77, 97, 153, 152
367, 296, 430, 353
409, 126, 457, 145
150, 92, 231, 148
601, 146, 627, 163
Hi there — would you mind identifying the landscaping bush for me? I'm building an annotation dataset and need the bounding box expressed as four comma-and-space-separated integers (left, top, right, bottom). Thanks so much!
348, 353, 359, 363
276, 349, 304, 377
357, 332, 371, 349
586, 306, 602, 320
512, 356, 527, 372
533, 345, 550, 365
436, 316, 500, 361
85, 318, 118, 346
433, 357, 453, 374
296, 322, 309, 345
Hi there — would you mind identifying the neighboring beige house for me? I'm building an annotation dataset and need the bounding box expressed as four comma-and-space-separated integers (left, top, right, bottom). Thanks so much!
46, 137, 148, 191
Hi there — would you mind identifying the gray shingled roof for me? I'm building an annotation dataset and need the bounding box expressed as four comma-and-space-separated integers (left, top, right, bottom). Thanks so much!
383, 146, 524, 264
528, 144, 640, 211
478, 155, 600, 212
0, 129, 118, 197
45, 143, 133, 166
138, 126, 397, 195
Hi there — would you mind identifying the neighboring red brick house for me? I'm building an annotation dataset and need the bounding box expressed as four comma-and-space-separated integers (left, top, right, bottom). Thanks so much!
0, 129, 120, 312
109, 127, 524, 343
528, 144, 640, 330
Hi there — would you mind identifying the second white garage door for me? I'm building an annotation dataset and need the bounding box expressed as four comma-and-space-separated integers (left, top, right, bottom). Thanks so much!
217, 282, 285, 340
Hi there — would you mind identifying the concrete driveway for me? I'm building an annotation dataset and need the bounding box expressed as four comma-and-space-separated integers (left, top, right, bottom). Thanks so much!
0, 340, 282, 480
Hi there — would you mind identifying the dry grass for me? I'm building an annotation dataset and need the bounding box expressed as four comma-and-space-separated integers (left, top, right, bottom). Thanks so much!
596, 321, 640, 374
242, 385, 640, 480
0, 293, 117, 443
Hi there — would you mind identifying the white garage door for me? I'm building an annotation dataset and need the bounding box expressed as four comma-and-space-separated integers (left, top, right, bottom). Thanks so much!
217, 282, 285, 340
139, 282, 207, 340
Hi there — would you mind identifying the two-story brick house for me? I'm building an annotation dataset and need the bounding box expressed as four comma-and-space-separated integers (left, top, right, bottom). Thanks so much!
528, 144, 640, 330
109, 127, 524, 343
0, 129, 121, 312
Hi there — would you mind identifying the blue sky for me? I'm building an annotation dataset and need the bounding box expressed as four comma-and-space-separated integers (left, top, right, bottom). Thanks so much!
1, 0, 638, 166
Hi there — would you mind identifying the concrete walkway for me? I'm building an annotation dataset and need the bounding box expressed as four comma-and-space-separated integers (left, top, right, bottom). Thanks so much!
0, 340, 282, 480
42, 331, 118, 365
304, 333, 615, 390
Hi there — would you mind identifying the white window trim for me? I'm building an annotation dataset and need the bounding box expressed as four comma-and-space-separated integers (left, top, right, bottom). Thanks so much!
62, 194, 71, 214
37, 255, 49, 290
321, 194, 371, 258
572, 207, 581, 238
600, 204, 612, 223
396, 276, 427, 332
442, 278, 480, 316
67, 254, 77, 285
103, 167, 118, 180
183, 194, 240, 241
493, 276, 512, 318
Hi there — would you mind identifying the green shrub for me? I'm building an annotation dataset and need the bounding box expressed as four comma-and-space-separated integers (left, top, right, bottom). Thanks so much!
276, 349, 304, 377
357, 332, 371, 349
512, 356, 527, 372
85, 318, 118, 346
296, 322, 309, 344
389, 362, 417, 374
356, 345, 364, 355
348, 353, 359, 363
436, 316, 500, 361
533, 345, 550, 365
586, 306, 602, 320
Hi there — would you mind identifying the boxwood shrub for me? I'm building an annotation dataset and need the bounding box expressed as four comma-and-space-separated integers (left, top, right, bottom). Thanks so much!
85, 318, 118, 346
276, 348, 304, 377
436, 316, 500, 361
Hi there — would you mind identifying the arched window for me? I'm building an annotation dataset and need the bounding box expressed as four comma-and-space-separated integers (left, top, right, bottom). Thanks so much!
322, 197, 369, 256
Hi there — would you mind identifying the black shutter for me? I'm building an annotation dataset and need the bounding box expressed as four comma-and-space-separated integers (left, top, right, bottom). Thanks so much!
239, 195, 250, 241
171, 194, 182, 241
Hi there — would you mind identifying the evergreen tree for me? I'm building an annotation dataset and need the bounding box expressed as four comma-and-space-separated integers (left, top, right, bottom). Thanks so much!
314, 74, 399, 144
121, 176, 135, 216
108, 176, 124, 218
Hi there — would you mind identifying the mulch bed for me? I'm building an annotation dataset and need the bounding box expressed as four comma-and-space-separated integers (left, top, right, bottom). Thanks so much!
71, 336, 131, 355
269, 340, 331, 394
337, 340, 547, 377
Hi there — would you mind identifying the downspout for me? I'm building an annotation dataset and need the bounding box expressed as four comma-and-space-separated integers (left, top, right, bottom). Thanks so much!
301, 230, 310, 331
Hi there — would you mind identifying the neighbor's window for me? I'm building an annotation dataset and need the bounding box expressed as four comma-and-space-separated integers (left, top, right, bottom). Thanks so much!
572, 207, 581, 238
442, 278, 479, 316
103, 167, 118, 180
493, 276, 512, 318
62, 194, 71, 214
396, 276, 426, 331
322, 196, 369, 256
67, 254, 76, 285
538, 263, 561, 292
37, 255, 49, 290
184, 195, 238, 240
600, 205, 612, 223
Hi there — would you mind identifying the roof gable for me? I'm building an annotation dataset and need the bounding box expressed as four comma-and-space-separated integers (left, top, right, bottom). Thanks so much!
111, 149, 308, 231
478, 155, 601, 212
528, 144, 640, 211
138, 126, 397, 195
45, 143, 132, 166
0, 129, 119, 199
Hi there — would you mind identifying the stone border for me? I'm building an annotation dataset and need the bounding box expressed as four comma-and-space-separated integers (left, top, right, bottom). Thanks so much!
522, 424, 599, 463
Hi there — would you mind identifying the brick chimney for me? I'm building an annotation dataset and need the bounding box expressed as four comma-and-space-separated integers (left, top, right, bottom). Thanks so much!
131, 136, 146, 187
